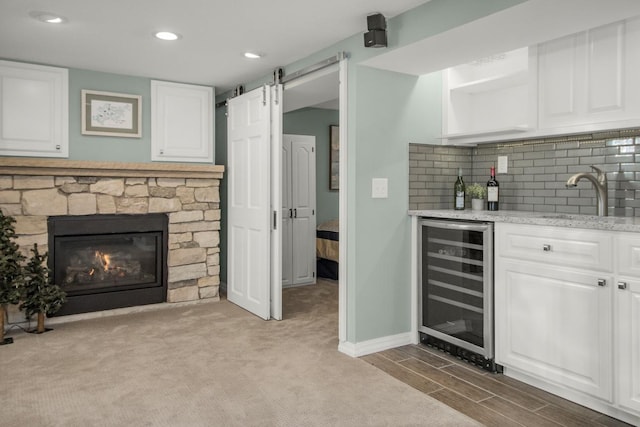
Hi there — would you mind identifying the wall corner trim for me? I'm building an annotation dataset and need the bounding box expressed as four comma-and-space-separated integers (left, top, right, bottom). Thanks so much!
338, 332, 413, 358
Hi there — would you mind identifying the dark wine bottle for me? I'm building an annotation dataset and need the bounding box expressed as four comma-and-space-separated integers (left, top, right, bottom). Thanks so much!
454, 168, 465, 210
487, 166, 499, 211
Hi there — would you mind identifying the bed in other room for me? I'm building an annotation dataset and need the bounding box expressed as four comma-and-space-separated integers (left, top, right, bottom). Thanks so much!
316, 219, 338, 280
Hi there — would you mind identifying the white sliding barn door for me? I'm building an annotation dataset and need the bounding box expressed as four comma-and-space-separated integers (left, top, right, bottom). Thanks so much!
227, 86, 272, 320
270, 85, 283, 321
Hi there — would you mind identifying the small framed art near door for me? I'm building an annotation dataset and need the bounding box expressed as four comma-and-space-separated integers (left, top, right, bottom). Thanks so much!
330, 125, 339, 190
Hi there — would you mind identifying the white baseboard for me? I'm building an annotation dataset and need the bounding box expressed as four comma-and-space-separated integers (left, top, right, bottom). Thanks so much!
338, 332, 413, 358
505, 366, 640, 426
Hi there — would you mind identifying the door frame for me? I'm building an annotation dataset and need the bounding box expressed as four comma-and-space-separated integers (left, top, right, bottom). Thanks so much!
281, 56, 348, 344
337, 58, 348, 344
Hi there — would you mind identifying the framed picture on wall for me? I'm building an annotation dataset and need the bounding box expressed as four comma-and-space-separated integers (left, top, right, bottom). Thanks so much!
81, 90, 142, 137
330, 125, 339, 191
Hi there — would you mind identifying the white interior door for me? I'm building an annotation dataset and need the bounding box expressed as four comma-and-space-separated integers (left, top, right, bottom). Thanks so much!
281, 139, 293, 288
291, 135, 316, 284
270, 84, 283, 320
281, 134, 316, 287
227, 86, 272, 320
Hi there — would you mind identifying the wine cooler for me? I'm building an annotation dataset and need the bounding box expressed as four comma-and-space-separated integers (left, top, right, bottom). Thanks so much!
418, 218, 499, 372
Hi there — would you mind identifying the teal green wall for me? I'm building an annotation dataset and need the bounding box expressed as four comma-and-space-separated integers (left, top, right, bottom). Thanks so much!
215, 0, 525, 342
68, 69, 152, 161
283, 108, 339, 225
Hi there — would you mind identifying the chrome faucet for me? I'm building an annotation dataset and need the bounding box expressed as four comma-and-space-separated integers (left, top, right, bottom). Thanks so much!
566, 166, 608, 216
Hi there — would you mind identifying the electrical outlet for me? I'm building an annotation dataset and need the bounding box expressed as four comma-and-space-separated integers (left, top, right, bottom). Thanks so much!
497, 156, 508, 174
372, 178, 388, 198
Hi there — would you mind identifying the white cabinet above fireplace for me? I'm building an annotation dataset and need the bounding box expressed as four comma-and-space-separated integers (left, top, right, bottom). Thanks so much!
151, 80, 214, 163
0, 60, 69, 158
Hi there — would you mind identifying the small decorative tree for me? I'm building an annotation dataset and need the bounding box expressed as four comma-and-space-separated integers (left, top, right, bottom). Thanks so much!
0, 211, 25, 345
19, 244, 66, 334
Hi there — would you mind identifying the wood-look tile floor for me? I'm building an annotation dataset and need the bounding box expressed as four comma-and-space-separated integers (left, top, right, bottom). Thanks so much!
362, 344, 632, 427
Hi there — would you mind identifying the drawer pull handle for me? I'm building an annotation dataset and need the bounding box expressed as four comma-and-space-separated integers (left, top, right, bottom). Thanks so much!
543, 244, 551, 252
598, 279, 607, 287
618, 281, 628, 290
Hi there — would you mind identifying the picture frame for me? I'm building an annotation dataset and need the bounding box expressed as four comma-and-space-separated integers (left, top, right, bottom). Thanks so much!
330, 125, 339, 191
81, 90, 142, 137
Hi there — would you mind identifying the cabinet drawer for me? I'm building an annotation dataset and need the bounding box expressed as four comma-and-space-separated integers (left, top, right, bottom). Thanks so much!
496, 223, 613, 271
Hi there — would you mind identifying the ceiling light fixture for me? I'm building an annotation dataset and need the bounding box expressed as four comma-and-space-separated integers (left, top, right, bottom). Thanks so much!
154, 31, 181, 41
244, 52, 262, 59
29, 11, 67, 24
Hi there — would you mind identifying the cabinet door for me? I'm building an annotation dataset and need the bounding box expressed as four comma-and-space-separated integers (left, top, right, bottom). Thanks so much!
538, 18, 640, 131
617, 278, 640, 414
495, 260, 613, 401
0, 60, 68, 157
151, 80, 214, 162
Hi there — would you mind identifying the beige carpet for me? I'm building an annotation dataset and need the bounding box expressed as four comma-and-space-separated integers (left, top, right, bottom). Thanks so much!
0, 279, 480, 426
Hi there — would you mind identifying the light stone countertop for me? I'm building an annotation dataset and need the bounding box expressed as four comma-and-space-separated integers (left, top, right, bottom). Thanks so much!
409, 209, 640, 233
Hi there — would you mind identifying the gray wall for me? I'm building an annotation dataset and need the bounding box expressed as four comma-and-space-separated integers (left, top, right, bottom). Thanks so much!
409, 129, 640, 216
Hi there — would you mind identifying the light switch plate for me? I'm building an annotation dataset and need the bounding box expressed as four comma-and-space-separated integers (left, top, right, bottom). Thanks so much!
372, 178, 388, 198
497, 156, 508, 174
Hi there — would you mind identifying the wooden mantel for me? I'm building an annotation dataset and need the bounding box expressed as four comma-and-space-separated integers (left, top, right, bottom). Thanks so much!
0, 158, 224, 179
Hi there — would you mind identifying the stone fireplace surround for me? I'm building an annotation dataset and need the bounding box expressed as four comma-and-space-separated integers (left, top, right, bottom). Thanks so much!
0, 158, 224, 319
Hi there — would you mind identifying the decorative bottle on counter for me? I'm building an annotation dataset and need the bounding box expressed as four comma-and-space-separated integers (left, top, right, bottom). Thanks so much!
487, 166, 499, 211
454, 168, 465, 210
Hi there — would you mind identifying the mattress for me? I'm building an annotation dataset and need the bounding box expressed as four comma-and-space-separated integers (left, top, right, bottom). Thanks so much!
316, 219, 339, 263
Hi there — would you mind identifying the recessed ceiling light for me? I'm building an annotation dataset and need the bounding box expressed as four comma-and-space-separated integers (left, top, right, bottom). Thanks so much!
244, 52, 262, 59
154, 31, 181, 41
29, 11, 67, 24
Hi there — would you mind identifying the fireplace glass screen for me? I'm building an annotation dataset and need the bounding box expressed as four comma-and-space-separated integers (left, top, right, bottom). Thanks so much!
55, 233, 161, 294
48, 214, 168, 316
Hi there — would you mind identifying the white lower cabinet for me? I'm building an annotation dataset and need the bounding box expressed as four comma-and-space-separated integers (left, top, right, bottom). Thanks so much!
617, 236, 640, 415
617, 278, 640, 415
495, 223, 640, 424
496, 260, 613, 401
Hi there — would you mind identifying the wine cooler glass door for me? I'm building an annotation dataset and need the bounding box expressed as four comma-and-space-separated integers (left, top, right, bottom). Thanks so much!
419, 219, 493, 358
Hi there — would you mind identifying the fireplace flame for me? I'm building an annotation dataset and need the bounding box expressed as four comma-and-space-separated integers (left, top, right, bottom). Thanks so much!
94, 250, 112, 272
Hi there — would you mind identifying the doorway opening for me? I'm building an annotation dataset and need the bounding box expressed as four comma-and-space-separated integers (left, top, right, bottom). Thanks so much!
225, 55, 347, 345
282, 65, 340, 322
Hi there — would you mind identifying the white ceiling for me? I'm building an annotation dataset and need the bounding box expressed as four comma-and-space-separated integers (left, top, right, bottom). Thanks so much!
0, 0, 427, 93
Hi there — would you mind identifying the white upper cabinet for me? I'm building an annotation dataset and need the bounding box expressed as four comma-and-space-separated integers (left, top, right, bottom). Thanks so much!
442, 47, 536, 144
151, 80, 214, 163
538, 17, 640, 132
0, 60, 68, 158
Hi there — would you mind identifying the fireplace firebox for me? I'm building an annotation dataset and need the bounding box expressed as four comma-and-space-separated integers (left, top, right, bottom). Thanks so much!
48, 214, 168, 316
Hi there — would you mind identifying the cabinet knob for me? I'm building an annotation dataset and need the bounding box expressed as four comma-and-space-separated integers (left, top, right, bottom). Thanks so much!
55, 145, 61, 150
618, 281, 628, 290
159, 149, 164, 155
543, 244, 551, 251
598, 279, 607, 287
